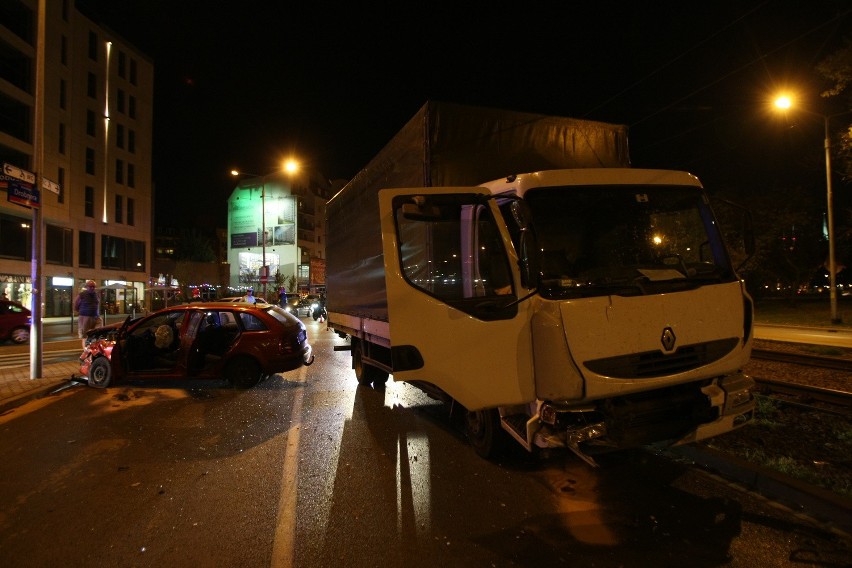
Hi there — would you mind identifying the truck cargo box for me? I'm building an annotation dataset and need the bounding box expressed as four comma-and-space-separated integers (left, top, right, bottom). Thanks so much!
326, 101, 630, 321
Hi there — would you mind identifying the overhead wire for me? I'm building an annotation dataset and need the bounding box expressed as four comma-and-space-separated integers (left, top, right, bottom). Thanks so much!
581, 1, 771, 121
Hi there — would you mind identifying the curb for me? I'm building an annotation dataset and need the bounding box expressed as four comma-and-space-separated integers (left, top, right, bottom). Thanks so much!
0, 378, 71, 416
671, 445, 852, 538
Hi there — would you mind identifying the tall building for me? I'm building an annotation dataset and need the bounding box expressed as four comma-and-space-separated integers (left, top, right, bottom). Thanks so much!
226, 171, 337, 298
0, 0, 153, 316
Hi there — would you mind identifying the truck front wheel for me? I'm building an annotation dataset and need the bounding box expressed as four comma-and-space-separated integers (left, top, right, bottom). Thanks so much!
465, 408, 509, 459
353, 343, 389, 387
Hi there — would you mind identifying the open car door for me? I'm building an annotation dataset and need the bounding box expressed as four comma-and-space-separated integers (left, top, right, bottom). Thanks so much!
379, 187, 535, 410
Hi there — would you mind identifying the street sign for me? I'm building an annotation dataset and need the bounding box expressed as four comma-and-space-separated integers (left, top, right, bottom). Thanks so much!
3, 163, 35, 184
6, 179, 40, 208
42, 178, 60, 195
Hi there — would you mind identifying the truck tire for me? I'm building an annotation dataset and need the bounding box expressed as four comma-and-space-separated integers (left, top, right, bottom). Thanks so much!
465, 408, 510, 459
353, 344, 389, 387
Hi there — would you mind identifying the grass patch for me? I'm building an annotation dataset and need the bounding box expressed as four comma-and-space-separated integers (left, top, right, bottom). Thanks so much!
707, 397, 852, 499
754, 297, 852, 328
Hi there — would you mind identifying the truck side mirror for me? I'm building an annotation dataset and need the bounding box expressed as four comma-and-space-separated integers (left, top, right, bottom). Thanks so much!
518, 229, 540, 289
505, 199, 540, 289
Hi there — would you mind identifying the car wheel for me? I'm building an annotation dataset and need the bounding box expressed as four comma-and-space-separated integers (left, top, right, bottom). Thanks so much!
225, 356, 262, 389
10, 326, 29, 344
88, 357, 113, 388
353, 343, 389, 387
465, 408, 509, 459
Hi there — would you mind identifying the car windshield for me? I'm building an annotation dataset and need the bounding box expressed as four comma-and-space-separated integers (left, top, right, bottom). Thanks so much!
519, 184, 736, 299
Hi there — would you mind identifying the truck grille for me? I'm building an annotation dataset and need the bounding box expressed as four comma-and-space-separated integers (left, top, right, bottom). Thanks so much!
584, 337, 740, 379
601, 381, 717, 446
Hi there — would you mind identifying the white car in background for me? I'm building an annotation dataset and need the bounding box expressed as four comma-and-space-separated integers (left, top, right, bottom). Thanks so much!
218, 296, 270, 306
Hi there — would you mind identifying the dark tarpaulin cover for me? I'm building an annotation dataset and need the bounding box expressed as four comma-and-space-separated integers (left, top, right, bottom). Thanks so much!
326, 101, 630, 322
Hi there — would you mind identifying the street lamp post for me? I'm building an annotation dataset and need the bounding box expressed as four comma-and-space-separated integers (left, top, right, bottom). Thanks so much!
822, 113, 839, 324
774, 95, 846, 324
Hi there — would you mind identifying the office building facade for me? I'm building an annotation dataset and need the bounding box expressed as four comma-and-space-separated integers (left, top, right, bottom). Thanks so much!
0, 0, 153, 316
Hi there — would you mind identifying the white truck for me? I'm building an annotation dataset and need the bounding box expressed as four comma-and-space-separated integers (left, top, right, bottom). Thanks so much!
326, 101, 755, 464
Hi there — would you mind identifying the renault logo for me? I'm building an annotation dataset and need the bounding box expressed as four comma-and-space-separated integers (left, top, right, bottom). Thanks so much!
661, 327, 676, 352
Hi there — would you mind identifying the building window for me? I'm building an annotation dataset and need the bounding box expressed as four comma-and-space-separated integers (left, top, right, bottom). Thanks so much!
88, 30, 98, 61
84, 186, 94, 218
115, 159, 124, 184
116, 124, 124, 149
85, 148, 95, 175
118, 51, 126, 78
129, 240, 146, 272
115, 195, 123, 223
61, 35, 68, 65
45, 224, 73, 266
130, 59, 137, 85
101, 235, 125, 269
79, 231, 95, 268
58, 123, 66, 154
0, 212, 30, 260
57, 167, 65, 204
129, 96, 136, 119
59, 79, 66, 109
127, 164, 135, 188
127, 198, 135, 226
128, 130, 136, 153
116, 89, 125, 113
87, 72, 96, 98
86, 110, 95, 136
101, 238, 147, 271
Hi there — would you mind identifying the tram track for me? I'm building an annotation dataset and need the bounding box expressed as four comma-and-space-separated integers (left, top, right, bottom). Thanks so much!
751, 348, 852, 372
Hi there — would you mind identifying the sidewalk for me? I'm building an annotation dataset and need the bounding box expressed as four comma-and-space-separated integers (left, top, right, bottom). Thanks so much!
0, 316, 85, 414
0, 359, 82, 415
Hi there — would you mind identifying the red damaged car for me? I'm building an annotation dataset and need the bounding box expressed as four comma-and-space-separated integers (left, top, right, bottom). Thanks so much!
79, 302, 313, 388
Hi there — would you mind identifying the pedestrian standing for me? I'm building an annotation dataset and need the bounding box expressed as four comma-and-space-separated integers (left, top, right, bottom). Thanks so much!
74, 280, 101, 348
242, 288, 257, 304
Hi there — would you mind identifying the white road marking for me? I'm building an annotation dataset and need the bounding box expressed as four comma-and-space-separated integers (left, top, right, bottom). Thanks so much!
271, 364, 308, 568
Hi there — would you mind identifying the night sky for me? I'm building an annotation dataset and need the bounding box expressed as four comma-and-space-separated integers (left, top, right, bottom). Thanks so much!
75, 0, 850, 229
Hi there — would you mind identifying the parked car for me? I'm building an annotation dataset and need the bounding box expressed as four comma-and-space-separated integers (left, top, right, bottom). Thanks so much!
0, 300, 31, 344
79, 302, 313, 389
280, 295, 301, 315
297, 294, 320, 316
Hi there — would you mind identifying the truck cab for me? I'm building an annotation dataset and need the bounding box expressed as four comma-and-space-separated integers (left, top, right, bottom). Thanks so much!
376, 168, 755, 463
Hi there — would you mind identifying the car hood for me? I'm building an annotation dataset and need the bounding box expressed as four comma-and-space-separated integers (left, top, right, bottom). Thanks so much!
85, 319, 126, 339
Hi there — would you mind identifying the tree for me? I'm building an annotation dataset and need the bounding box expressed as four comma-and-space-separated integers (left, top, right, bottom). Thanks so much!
817, 35, 852, 181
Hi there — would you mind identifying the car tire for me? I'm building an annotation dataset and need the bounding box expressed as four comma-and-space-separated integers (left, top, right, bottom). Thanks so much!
10, 326, 29, 344
88, 357, 113, 388
225, 356, 262, 389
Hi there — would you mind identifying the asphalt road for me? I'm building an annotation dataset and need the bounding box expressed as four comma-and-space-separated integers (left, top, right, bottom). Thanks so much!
0, 319, 848, 566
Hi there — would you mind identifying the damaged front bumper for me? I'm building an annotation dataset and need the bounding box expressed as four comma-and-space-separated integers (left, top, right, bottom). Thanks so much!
501, 373, 756, 467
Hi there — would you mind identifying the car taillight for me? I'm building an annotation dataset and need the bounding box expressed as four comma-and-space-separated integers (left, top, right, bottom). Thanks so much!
279, 330, 306, 354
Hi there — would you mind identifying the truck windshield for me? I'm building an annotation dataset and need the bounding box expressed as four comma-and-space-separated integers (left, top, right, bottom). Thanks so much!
522, 185, 736, 299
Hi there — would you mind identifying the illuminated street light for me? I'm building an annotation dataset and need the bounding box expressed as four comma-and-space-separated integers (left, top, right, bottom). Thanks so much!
773, 93, 845, 323
231, 161, 301, 298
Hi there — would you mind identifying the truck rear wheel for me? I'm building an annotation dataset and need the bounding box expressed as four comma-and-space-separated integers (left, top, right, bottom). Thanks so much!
353, 343, 389, 387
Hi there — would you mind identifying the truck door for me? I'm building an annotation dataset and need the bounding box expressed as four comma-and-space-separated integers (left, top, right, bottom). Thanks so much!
379, 187, 535, 410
